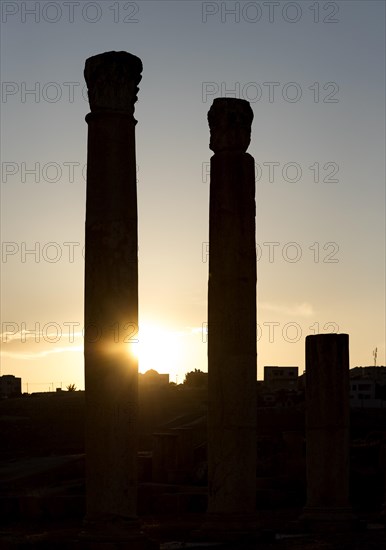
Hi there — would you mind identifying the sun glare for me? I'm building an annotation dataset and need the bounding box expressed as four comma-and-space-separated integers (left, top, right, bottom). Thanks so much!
129, 321, 183, 381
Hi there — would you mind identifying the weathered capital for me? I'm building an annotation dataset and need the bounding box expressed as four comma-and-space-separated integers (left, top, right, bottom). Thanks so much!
84, 51, 142, 114
208, 97, 253, 153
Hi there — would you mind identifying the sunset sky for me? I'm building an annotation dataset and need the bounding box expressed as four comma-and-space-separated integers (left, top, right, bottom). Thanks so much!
1, 0, 385, 392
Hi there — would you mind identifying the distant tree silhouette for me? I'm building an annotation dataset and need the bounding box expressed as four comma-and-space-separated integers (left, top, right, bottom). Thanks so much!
183, 369, 208, 388
66, 383, 77, 392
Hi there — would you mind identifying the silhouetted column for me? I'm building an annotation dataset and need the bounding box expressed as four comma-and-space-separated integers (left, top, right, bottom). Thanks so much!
302, 334, 353, 528
152, 433, 178, 483
205, 98, 257, 536
83, 51, 144, 542
380, 442, 386, 524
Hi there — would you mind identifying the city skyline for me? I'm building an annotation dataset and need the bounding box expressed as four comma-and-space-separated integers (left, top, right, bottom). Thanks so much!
1, 1, 385, 391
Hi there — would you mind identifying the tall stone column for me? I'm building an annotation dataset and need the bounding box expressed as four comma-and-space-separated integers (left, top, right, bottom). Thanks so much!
83, 51, 144, 542
380, 442, 386, 524
301, 333, 353, 528
205, 98, 257, 536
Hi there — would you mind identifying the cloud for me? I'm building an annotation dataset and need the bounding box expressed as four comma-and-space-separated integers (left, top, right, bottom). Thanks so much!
0, 326, 84, 360
259, 302, 315, 318
1, 346, 83, 360
190, 326, 206, 334
1, 327, 83, 350
1, 327, 83, 343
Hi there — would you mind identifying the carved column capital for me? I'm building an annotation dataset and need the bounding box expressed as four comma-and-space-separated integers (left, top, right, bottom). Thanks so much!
208, 98, 253, 153
84, 51, 142, 115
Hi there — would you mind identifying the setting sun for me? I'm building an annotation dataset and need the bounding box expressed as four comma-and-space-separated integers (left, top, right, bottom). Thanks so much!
130, 321, 184, 382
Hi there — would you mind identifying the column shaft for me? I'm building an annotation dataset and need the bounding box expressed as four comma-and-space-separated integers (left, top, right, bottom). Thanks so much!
83, 51, 142, 528
206, 98, 257, 529
302, 333, 352, 524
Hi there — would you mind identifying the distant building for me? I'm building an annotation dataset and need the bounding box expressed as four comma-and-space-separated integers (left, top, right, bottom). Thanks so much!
0, 375, 22, 398
139, 369, 169, 387
350, 366, 386, 382
349, 366, 386, 408
264, 366, 298, 390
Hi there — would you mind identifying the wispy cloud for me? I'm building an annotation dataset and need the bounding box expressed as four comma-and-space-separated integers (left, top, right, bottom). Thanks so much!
259, 302, 315, 317
1, 329, 83, 344
1, 346, 83, 360
190, 326, 206, 334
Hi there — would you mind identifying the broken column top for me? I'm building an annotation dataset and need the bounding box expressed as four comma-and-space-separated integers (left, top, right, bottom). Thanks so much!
306, 333, 349, 345
208, 97, 253, 153
84, 51, 143, 114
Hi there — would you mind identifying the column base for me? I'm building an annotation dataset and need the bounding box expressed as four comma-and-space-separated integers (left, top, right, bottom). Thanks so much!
74, 542, 156, 550
299, 506, 356, 532
193, 512, 265, 543
379, 503, 386, 524
79, 516, 158, 549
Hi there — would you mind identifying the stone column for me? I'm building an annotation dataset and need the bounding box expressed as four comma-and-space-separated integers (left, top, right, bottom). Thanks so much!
380, 442, 386, 524
205, 98, 257, 536
152, 433, 178, 483
83, 51, 145, 543
301, 333, 353, 528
